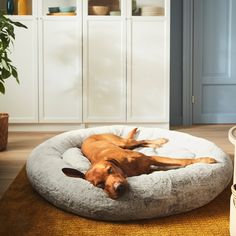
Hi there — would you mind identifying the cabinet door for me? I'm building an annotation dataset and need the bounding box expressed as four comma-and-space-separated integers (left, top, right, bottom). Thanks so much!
0, 18, 38, 123
127, 19, 170, 123
39, 19, 82, 123
83, 19, 126, 122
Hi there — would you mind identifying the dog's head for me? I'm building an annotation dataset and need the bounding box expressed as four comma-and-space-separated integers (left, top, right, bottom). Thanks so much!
62, 159, 128, 199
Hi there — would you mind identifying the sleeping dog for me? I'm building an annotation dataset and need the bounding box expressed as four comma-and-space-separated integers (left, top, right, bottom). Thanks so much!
62, 128, 217, 199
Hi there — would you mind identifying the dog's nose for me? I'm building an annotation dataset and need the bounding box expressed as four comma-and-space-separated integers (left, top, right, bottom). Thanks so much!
114, 183, 126, 195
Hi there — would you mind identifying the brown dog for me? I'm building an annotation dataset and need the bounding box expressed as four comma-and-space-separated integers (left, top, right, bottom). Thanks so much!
62, 128, 217, 199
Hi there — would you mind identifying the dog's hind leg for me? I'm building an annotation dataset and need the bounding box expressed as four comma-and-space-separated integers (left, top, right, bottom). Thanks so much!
150, 155, 217, 167
140, 139, 169, 148
121, 138, 168, 150
126, 128, 138, 139
121, 128, 168, 149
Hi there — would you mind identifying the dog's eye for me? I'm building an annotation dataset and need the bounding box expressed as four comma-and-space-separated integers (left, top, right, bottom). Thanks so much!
107, 167, 113, 174
97, 182, 105, 189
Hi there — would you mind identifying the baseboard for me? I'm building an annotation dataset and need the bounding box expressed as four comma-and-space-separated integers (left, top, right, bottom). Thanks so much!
9, 123, 170, 132
8, 124, 85, 132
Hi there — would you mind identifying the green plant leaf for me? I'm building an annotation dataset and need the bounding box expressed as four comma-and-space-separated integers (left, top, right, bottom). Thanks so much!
10, 20, 28, 29
5, 24, 15, 39
3, 56, 11, 63
0, 12, 27, 94
2, 67, 11, 79
1, 58, 9, 70
11, 66, 19, 83
0, 81, 5, 94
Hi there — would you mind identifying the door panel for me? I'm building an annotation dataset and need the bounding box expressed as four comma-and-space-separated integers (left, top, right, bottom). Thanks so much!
193, 0, 236, 123
83, 19, 126, 122
127, 20, 169, 122
39, 19, 82, 123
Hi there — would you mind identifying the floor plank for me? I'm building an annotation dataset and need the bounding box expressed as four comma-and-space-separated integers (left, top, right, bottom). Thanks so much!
0, 132, 59, 198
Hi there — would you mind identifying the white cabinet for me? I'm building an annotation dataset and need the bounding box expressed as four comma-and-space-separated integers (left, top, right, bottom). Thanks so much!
83, 1, 126, 122
1, 0, 170, 130
84, 0, 170, 126
0, 17, 38, 123
127, 14, 170, 122
39, 18, 82, 123
0, 0, 83, 125
38, 1, 83, 123
128, 0, 169, 126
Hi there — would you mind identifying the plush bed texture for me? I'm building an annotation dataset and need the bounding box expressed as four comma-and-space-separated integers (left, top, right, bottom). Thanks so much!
26, 126, 233, 221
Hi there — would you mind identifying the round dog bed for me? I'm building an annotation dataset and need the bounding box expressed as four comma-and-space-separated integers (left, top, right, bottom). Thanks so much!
26, 126, 233, 221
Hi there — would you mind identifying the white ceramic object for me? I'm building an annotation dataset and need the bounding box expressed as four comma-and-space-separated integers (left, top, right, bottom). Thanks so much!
229, 126, 236, 236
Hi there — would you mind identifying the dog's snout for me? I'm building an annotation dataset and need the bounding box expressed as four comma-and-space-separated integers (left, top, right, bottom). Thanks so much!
114, 183, 126, 195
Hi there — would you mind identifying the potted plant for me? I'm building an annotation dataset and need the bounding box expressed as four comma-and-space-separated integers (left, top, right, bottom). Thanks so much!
0, 11, 27, 151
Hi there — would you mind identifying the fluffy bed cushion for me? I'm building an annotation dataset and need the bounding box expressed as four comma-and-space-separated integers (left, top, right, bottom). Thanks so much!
26, 126, 233, 221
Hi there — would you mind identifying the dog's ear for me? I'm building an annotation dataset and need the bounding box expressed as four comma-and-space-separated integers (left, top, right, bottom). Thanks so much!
62, 168, 85, 179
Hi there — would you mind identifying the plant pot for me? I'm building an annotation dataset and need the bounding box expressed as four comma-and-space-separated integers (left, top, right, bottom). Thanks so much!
0, 113, 9, 151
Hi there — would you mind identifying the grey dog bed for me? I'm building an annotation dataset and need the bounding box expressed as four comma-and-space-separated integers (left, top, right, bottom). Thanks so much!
26, 126, 233, 221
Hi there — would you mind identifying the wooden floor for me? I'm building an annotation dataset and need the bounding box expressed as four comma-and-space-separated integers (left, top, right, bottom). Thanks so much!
0, 125, 235, 198
0, 132, 60, 198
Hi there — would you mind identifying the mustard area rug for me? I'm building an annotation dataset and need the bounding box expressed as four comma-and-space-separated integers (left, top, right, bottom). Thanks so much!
0, 167, 231, 236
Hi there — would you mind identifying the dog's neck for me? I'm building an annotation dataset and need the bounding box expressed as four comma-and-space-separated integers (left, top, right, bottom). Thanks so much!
106, 159, 120, 166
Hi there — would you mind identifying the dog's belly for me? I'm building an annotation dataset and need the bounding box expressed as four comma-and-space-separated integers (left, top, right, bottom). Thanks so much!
118, 153, 154, 177
100, 148, 154, 177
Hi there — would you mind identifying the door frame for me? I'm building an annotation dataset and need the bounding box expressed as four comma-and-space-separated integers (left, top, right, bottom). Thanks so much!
182, 0, 194, 126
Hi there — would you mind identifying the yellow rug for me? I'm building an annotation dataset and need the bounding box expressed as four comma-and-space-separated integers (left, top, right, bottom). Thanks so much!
0, 167, 231, 236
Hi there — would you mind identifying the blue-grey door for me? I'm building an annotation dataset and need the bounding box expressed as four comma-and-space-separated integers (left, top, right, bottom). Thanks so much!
193, 0, 236, 123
